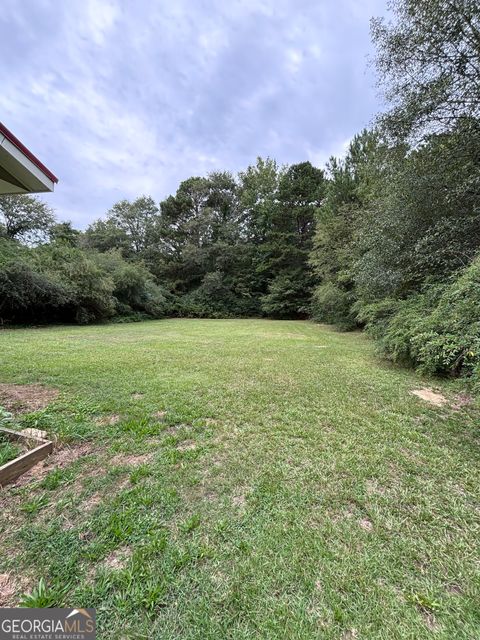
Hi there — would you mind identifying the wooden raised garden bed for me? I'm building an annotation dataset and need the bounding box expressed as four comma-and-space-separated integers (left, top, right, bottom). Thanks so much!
0, 427, 53, 486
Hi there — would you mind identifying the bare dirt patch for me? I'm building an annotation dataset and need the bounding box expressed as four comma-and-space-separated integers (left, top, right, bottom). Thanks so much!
0, 572, 33, 607
152, 411, 167, 420
410, 388, 447, 407
163, 426, 178, 437
451, 393, 474, 411
156, 423, 193, 438
176, 440, 196, 452
232, 494, 246, 508
365, 479, 386, 496
131, 393, 144, 400
94, 414, 120, 426
163, 423, 189, 436
0, 383, 59, 415
326, 503, 359, 525
0, 573, 15, 606
182, 483, 218, 504
202, 490, 218, 502
84, 492, 103, 513
359, 517, 373, 532
109, 453, 152, 466
103, 546, 132, 570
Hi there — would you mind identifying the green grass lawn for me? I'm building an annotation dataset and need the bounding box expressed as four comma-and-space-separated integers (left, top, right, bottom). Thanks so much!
0, 319, 479, 639
0, 437, 22, 467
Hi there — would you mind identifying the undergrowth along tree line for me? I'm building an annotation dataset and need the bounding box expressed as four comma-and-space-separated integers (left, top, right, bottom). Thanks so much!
1, 0, 479, 386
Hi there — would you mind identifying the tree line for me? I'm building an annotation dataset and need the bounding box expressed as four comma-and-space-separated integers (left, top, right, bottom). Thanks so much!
1, 0, 479, 386
0, 158, 324, 324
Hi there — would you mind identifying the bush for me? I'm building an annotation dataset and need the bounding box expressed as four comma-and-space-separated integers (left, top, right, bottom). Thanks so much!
353, 298, 399, 339
0, 261, 70, 325
0, 240, 172, 326
178, 271, 258, 318
362, 256, 480, 383
35, 245, 115, 323
93, 251, 168, 318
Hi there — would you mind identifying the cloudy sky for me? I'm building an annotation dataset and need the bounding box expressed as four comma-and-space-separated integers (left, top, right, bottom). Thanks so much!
0, 0, 386, 228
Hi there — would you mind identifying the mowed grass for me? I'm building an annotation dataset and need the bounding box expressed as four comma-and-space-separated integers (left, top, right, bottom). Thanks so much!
0, 319, 479, 639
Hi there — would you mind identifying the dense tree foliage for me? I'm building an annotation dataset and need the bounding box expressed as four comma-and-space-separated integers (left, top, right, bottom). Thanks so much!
86, 160, 323, 319
261, 162, 324, 317
0, 195, 54, 244
310, 129, 383, 329
0, 159, 324, 323
0, 236, 168, 325
1, 0, 479, 387
311, 0, 480, 385
371, 0, 480, 139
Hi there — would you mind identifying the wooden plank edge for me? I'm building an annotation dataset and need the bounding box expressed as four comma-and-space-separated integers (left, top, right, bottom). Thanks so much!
0, 440, 53, 486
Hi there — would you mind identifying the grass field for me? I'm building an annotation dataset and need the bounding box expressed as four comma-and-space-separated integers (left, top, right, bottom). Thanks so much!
0, 319, 479, 639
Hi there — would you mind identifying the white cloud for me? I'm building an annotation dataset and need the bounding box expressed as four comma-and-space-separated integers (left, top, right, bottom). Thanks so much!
84, 0, 119, 45
0, 0, 386, 227
285, 49, 302, 74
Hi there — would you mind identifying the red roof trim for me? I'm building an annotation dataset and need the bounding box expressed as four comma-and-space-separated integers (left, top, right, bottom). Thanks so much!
0, 122, 58, 184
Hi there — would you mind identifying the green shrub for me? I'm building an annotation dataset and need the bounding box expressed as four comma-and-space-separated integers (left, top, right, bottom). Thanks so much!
178, 271, 258, 318
353, 298, 399, 339
0, 241, 170, 325
362, 256, 480, 383
94, 251, 168, 318
0, 261, 70, 324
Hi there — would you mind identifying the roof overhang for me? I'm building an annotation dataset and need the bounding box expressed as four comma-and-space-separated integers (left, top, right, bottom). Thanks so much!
0, 123, 58, 194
